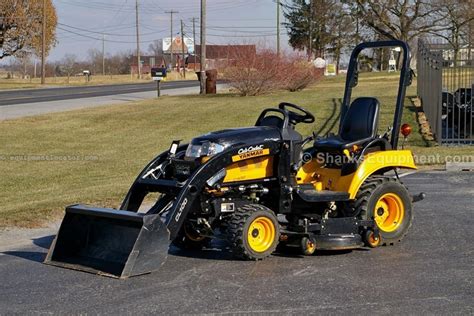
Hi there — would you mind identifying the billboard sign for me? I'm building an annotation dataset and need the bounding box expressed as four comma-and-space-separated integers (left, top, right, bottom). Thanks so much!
162, 36, 194, 54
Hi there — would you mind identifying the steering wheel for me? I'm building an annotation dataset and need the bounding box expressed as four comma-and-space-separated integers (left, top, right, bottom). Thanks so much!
278, 102, 315, 125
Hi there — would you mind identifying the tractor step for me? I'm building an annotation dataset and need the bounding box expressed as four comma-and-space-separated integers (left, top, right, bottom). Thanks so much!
296, 184, 349, 202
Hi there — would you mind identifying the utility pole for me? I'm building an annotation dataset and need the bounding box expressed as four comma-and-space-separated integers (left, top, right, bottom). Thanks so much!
308, 0, 313, 61
200, 0, 206, 95
166, 10, 179, 71
41, 0, 46, 84
135, 0, 141, 79
181, 20, 186, 79
102, 34, 105, 76
191, 17, 197, 71
276, 0, 280, 57
469, 2, 473, 60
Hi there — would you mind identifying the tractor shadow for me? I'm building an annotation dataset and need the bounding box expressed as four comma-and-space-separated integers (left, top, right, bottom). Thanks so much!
273, 247, 367, 259
33, 235, 55, 249
170, 238, 369, 262
1, 235, 55, 263
315, 98, 342, 136
169, 239, 235, 261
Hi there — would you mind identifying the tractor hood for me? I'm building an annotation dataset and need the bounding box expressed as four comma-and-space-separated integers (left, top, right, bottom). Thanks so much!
190, 126, 282, 148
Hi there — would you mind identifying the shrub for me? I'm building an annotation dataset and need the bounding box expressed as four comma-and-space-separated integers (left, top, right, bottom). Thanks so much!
223, 50, 284, 96
280, 58, 321, 92
223, 50, 320, 96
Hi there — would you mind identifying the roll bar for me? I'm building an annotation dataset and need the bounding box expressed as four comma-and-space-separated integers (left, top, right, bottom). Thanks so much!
340, 40, 412, 149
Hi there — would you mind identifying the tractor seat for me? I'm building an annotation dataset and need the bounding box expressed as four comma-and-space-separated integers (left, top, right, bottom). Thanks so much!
257, 115, 284, 129
314, 97, 380, 152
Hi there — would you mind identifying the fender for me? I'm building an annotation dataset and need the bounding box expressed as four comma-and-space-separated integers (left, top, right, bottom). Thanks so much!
347, 150, 417, 199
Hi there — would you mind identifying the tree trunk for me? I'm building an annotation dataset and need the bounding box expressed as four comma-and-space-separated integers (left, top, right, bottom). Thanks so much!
335, 48, 341, 75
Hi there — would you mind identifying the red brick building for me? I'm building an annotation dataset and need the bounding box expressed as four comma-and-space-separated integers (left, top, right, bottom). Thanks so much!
194, 44, 256, 69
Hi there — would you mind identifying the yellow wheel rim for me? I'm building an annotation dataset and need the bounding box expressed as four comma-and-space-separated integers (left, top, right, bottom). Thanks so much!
374, 193, 405, 233
247, 216, 276, 253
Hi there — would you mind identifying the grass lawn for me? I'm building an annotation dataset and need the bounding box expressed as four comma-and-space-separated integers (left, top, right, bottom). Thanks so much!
0, 72, 472, 228
0, 72, 197, 90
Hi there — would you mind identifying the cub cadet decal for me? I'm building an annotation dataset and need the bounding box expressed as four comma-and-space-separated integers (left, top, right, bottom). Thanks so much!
238, 145, 264, 154
232, 147, 270, 162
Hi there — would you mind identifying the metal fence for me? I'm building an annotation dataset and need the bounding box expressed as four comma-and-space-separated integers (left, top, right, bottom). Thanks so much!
417, 38, 474, 144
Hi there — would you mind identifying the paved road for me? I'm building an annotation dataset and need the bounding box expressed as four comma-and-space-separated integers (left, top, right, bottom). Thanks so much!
0, 80, 199, 106
0, 82, 206, 120
0, 171, 472, 314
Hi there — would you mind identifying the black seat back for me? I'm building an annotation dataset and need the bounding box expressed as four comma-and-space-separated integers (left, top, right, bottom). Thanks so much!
257, 115, 284, 129
340, 97, 380, 141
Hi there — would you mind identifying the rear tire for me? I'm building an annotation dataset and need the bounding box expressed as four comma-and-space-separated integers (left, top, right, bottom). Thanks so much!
354, 177, 413, 246
228, 204, 279, 260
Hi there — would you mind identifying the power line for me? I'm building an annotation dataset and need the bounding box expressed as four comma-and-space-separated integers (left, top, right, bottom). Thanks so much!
104, 0, 129, 27
206, 33, 282, 37
57, 23, 160, 37
56, 26, 162, 44
207, 27, 277, 34
206, 26, 276, 29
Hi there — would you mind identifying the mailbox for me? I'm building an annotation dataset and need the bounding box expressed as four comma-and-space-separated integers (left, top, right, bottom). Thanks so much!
151, 67, 167, 81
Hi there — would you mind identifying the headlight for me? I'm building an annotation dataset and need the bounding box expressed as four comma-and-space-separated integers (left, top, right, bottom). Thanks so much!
185, 141, 226, 159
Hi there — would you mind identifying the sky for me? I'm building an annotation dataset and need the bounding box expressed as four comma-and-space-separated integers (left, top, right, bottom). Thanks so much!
49, 0, 291, 61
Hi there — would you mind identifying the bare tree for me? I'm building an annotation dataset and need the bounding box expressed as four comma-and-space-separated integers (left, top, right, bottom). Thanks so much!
430, 0, 473, 59
87, 48, 103, 75
353, 0, 439, 43
148, 40, 162, 56
60, 53, 78, 83
326, 2, 355, 73
107, 51, 132, 75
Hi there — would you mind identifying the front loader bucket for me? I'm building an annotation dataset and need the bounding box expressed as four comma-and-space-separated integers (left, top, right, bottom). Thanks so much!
44, 204, 170, 278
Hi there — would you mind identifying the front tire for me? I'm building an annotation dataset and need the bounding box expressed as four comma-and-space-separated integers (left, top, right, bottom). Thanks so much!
355, 177, 413, 246
228, 204, 280, 260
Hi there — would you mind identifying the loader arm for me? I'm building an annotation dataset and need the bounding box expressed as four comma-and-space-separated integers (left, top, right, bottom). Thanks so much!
120, 144, 189, 212
165, 141, 282, 239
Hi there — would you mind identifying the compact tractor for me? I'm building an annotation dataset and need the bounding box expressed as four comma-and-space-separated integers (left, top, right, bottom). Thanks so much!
45, 41, 424, 278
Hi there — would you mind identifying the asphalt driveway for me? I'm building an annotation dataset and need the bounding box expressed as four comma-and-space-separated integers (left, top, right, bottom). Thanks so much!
0, 171, 472, 314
